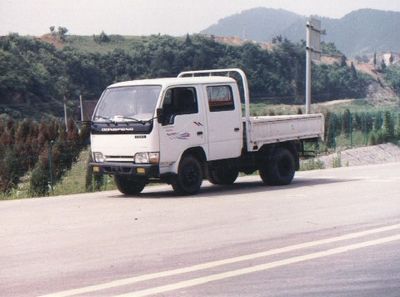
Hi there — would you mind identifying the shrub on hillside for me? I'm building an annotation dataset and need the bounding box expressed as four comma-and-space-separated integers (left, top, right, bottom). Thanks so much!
30, 163, 49, 196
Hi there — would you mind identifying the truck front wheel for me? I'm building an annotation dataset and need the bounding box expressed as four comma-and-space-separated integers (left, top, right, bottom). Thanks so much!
260, 147, 295, 186
114, 175, 146, 195
172, 155, 203, 195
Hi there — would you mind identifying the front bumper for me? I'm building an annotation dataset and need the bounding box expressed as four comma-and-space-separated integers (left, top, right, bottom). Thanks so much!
90, 162, 160, 178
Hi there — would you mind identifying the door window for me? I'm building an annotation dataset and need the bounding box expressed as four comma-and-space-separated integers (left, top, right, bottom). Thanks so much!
162, 87, 198, 125
207, 85, 235, 112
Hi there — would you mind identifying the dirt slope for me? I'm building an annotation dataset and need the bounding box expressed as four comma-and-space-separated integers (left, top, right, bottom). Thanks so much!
316, 143, 400, 168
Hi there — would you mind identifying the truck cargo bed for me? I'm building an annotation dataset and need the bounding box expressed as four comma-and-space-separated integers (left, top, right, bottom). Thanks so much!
245, 114, 324, 150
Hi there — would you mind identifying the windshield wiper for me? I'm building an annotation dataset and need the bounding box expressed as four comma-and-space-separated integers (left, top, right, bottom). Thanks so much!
117, 116, 147, 124
94, 115, 154, 125
93, 115, 116, 123
119, 116, 159, 125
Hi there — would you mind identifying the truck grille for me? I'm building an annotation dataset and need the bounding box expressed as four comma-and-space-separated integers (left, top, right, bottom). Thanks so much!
104, 156, 134, 162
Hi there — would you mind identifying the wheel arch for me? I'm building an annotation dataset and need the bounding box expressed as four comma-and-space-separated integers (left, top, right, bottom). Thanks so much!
171, 146, 207, 175
182, 146, 207, 162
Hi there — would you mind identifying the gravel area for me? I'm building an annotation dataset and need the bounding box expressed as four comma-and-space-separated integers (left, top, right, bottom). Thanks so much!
315, 143, 400, 168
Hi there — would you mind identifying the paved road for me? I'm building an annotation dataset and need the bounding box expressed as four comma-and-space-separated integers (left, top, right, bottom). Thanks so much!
1, 162, 400, 297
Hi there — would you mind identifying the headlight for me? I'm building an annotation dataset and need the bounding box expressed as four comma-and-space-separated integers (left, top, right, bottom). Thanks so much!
93, 152, 105, 163
134, 152, 149, 164
134, 152, 159, 164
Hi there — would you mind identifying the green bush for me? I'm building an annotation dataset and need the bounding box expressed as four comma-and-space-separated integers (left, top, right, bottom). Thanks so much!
300, 159, 325, 171
30, 164, 49, 196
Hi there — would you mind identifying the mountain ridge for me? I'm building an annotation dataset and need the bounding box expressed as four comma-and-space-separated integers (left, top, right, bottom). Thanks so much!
201, 8, 400, 56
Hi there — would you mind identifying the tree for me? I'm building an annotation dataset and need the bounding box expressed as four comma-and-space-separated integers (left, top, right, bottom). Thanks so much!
94, 31, 110, 43
321, 42, 340, 55
184, 34, 192, 45
383, 111, 395, 141
57, 26, 68, 41
324, 112, 337, 149
350, 62, 357, 78
340, 55, 347, 67
374, 112, 383, 130
365, 112, 374, 133
0, 148, 20, 192
389, 53, 394, 65
30, 162, 49, 196
272, 35, 283, 44
381, 59, 387, 72
342, 109, 352, 136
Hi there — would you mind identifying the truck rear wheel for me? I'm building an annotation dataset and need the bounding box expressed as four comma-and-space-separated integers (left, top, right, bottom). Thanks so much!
260, 147, 295, 186
208, 167, 238, 185
172, 155, 203, 195
114, 175, 146, 195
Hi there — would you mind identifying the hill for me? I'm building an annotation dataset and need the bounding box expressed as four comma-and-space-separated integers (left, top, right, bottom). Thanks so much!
202, 8, 303, 43
202, 8, 400, 56
0, 34, 371, 118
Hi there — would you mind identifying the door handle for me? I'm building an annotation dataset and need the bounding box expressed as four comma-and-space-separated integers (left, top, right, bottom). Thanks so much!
234, 128, 240, 132
197, 131, 203, 136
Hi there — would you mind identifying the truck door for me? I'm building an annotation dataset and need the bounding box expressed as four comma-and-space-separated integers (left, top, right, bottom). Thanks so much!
205, 84, 242, 160
158, 86, 206, 171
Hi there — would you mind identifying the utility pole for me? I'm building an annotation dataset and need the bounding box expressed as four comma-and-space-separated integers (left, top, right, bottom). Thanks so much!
305, 18, 324, 114
48, 140, 54, 193
79, 94, 84, 122
64, 95, 68, 132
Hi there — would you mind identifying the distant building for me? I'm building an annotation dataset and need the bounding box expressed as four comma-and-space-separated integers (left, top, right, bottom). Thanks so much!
370, 52, 400, 71
381, 52, 399, 66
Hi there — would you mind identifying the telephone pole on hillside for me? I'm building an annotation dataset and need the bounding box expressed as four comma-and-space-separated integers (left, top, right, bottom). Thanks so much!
305, 17, 324, 114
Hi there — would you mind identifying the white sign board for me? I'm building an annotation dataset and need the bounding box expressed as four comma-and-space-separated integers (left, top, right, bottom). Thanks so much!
309, 18, 321, 61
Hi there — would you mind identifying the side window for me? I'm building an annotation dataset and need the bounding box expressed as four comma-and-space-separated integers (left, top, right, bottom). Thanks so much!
161, 87, 198, 125
207, 85, 235, 112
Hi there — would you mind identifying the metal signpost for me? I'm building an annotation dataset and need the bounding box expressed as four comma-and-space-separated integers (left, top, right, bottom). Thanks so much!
305, 17, 323, 114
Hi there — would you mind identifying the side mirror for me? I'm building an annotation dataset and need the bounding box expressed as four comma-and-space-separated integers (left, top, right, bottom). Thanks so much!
156, 108, 164, 124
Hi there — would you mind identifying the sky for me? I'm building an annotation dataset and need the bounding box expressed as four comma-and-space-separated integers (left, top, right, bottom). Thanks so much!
1, 0, 400, 36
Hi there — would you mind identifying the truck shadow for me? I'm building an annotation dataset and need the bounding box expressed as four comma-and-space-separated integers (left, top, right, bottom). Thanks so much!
111, 177, 359, 199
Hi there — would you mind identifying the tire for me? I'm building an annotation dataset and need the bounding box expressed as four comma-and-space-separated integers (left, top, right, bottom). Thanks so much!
114, 175, 146, 195
172, 155, 203, 195
259, 147, 295, 186
208, 166, 238, 185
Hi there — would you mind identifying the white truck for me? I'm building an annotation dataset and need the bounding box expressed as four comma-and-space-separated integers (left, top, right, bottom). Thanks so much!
90, 69, 324, 195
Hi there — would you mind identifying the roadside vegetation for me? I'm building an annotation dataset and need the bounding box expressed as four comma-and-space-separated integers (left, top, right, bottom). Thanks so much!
0, 116, 91, 197
1, 104, 399, 200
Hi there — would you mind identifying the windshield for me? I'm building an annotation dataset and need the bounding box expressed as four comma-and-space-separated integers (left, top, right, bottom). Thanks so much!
93, 85, 161, 122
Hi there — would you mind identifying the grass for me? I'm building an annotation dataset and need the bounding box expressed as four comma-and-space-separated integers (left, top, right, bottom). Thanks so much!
316, 99, 400, 114
65, 35, 146, 54
52, 149, 90, 195
249, 103, 301, 116
249, 98, 400, 118
53, 148, 116, 196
